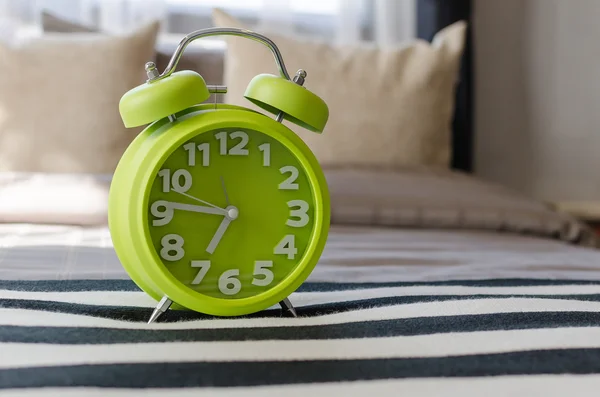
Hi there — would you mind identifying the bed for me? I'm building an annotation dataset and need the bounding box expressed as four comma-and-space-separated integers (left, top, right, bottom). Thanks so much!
3, 1, 600, 395
1, 166, 600, 395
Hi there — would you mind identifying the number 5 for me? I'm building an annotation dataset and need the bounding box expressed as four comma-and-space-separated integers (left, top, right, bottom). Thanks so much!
252, 261, 274, 286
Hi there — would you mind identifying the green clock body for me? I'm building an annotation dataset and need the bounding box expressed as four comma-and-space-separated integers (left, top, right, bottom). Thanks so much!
108, 104, 330, 316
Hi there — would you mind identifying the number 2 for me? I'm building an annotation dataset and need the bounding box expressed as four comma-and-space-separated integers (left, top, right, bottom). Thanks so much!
279, 166, 299, 190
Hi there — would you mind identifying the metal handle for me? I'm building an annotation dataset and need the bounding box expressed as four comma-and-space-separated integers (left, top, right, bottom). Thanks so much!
147, 27, 291, 83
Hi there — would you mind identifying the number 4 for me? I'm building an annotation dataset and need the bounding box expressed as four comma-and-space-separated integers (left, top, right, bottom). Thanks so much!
274, 235, 297, 260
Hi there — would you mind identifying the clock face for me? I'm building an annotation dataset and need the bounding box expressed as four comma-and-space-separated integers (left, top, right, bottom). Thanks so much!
146, 127, 315, 300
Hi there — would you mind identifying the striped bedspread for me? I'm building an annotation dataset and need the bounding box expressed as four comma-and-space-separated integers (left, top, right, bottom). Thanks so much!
2, 224, 600, 395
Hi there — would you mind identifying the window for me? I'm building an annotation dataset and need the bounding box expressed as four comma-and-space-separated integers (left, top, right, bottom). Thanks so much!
0, 0, 351, 47
162, 0, 343, 37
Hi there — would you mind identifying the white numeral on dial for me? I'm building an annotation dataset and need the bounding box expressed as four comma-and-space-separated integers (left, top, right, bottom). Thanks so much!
184, 142, 210, 167
219, 269, 242, 295
274, 235, 297, 260
229, 131, 249, 155
252, 261, 274, 286
158, 169, 192, 193
215, 131, 249, 156
279, 166, 299, 190
258, 143, 271, 166
160, 234, 184, 261
151, 201, 174, 226
191, 260, 211, 285
287, 200, 309, 227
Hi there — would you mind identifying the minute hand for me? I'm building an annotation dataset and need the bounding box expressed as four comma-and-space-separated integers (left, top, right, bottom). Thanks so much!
163, 201, 228, 216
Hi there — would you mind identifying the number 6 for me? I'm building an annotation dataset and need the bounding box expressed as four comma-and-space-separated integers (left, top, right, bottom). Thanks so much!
218, 269, 242, 295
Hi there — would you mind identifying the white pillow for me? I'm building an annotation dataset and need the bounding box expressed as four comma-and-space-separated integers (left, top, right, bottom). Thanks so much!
0, 173, 111, 225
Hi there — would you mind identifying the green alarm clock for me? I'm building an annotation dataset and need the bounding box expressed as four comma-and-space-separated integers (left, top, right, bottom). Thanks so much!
108, 27, 330, 323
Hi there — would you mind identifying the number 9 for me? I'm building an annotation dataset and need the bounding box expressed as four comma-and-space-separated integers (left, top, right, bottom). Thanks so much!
151, 201, 174, 226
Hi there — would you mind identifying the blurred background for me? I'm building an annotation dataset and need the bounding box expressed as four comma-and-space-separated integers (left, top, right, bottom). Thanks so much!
2, 0, 600, 223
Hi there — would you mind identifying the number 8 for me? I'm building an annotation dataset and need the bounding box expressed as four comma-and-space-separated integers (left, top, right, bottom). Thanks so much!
160, 234, 184, 261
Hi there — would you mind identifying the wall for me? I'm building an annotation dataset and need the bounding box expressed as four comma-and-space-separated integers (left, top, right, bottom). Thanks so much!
473, 0, 600, 201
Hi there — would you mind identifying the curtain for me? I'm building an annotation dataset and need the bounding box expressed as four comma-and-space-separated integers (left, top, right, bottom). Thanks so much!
0, 0, 415, 45
0, 0, 165, 41
335, 0, 415, 46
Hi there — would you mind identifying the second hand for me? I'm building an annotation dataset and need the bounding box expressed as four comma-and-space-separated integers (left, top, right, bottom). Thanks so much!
220, 175, 230, 206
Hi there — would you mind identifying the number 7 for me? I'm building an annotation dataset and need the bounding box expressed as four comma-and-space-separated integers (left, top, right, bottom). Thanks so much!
191, 260, 211, 285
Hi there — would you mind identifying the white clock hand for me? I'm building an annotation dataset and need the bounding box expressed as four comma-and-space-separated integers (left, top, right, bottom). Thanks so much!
172, 189, 223, 211
220, 175, 230, 206
160, 201, 227, 216
206, 217, 231, 254
167, 201, 227, 215
206, 205, 239, 254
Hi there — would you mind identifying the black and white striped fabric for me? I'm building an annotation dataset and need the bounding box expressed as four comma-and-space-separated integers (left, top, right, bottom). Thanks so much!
3, 278, 600, 395
2, 224, 600, 395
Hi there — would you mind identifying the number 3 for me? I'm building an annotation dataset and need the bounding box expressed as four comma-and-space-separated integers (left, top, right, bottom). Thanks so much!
286, 200, 309, 227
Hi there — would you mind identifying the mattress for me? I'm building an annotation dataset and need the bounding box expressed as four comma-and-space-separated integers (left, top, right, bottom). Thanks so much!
2, 223, 600, 395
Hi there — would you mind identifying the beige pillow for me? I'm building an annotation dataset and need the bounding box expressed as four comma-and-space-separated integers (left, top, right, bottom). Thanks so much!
325, 166, 598, 247
213, 9, 466, 169
41, 12, 225, 100
0, 21, 159, 173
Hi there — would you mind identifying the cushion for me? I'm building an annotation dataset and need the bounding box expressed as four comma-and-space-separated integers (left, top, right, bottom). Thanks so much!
326, 166, 599, 247
41, 12, 225, 91
0, 172, 111, 225
212, 9, 466, 169
0, 21, 159, 173
1, 167, 595, 247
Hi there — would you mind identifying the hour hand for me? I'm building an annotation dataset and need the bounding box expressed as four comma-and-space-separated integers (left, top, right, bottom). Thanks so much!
206, 217, 232, 254
206, 205, 239, 254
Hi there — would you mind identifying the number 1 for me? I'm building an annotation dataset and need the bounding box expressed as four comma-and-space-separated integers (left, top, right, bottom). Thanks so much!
259, 143, 270, 166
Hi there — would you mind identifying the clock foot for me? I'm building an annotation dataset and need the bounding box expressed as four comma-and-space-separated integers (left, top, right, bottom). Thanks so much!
279, 297, 297, 318
148, 296, 172, 324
